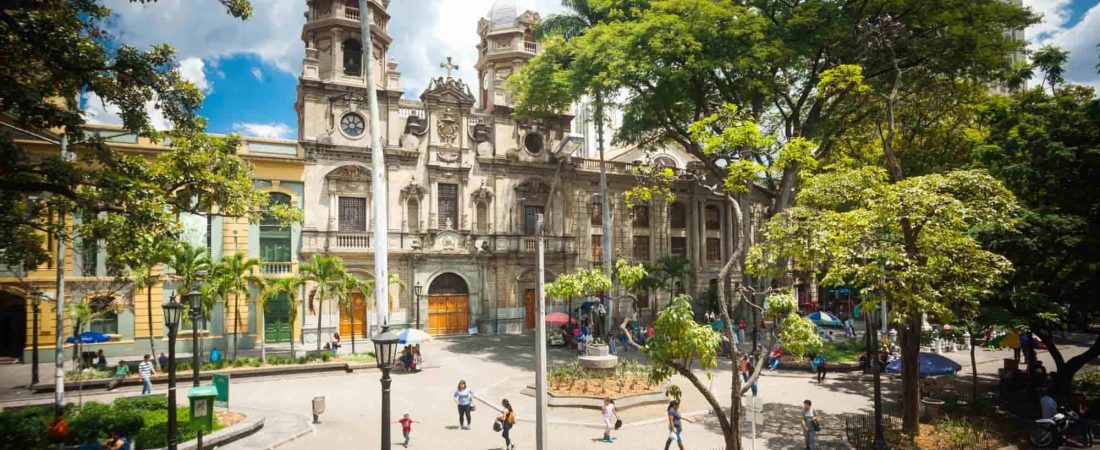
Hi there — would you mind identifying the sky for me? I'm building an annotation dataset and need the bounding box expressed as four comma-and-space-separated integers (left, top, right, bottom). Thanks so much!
82, 0, 1100, 139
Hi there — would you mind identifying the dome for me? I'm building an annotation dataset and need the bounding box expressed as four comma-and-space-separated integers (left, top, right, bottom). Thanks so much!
487, 0, 518, 30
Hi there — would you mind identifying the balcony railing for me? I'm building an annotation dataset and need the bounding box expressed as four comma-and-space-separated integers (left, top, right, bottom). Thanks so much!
577, 158, 633, 175
344, 7, 360, 20
524, 41, 538, 53
302, 230, 577, 255
261, 261, 295, 275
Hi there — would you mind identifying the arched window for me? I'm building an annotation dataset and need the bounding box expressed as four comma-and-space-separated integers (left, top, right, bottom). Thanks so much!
407, 198, 420, 232
342, 39, 362, 76
653, 155, 678, 170
261, 193, 293, 267
705, 205, 721, 230
669, 202, 686, 229
476, 201, 489, 233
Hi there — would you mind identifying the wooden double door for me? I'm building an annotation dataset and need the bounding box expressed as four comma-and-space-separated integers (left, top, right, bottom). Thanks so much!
339, 293, 368, 339
428, 294, 469, 336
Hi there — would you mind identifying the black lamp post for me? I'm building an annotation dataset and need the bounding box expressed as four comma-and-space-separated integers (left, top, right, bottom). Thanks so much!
413, 283, 423, 330
30, 289, 42, 386
372, 326, 400, 450
184, 290, 203, 449
162, 294, 184, 450
864, 305, 888, 449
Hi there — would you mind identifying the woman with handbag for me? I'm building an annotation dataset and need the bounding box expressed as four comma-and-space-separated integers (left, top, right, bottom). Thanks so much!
497, 399, 516, 449
453, 380, 474, 430
664, 399, 685, 450
801, 399, 818, 449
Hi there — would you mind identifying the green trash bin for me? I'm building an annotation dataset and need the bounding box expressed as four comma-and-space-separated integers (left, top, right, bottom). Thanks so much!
188, 385, 219, 432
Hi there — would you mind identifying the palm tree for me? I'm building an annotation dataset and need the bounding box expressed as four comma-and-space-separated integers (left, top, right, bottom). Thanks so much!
652, 255, 695, 319
263, 276, 305, 359
128, 238, 172, 366
1033, 45, 1069, 94
210, 253, 263, 360
360, 273, 406, 339
165, 241, 211, 360
299, 254, 348, 351
532, 0, 603, 41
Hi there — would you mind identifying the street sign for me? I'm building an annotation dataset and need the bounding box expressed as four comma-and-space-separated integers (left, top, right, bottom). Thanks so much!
212, 374, 230, 409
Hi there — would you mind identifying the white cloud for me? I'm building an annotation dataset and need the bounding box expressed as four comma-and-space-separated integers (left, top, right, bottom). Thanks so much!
178, 57, 211, 93
250, 67, 264, 82
232, 122, 292, 139
82, 91, 171, 131
1024, 0, 1100, 89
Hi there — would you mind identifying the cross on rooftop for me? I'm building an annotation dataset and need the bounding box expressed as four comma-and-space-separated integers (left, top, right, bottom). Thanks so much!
440, 57, 459, 79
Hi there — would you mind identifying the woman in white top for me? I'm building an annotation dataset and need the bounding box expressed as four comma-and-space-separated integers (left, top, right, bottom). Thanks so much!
601, 397, 620, 443
453, 380, 474, 429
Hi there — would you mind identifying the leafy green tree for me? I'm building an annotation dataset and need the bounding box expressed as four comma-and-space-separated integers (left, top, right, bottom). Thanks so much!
165, 240, 213, 330
0, 0, 309, 274
546, 259, 645, 340
299, 255, 348, 351
208, 253, 262, 360
262, 276, 304, 359
975, 84, 1100, 394
1032, 45, 1070, 94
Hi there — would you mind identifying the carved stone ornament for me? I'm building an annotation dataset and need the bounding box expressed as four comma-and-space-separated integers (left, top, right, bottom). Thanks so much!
326, 165, 370, 193
437, 108, 459, 146
430, 230, 467, 254
514, 178, 551, 195
468, 119, 491, 143
400, 181, 427, 200
470, 185, 494, 204
437, 148, 460, 163
401, 114, 428, 150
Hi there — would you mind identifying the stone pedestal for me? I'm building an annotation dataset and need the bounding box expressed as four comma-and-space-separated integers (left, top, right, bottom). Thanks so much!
579, 344, 618, 376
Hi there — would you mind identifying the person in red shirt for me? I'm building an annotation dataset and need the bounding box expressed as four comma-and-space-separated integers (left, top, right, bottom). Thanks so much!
394, 413, 418, 448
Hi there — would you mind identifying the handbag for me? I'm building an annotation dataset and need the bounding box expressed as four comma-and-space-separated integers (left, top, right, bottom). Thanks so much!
812, 418, 821, 432
614, 419, 623, 430
470, 404, 477, 412
493, 419, 502, 432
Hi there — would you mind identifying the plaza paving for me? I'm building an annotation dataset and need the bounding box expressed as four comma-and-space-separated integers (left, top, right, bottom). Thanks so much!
1, 332, 1097, 449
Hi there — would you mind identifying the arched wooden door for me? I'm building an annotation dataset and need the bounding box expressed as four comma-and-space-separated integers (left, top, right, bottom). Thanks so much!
428, 273, 469, 335
339, 292, 368, 339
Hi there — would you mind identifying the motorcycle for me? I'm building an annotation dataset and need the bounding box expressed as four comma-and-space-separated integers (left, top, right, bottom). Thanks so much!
1030, 408, 1079, 448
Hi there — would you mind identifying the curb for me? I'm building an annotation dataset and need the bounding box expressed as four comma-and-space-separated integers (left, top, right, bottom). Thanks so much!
269, 418, 317, 449
473, 390, 714, 430
147, 415, 265, 450
31, 361, 377, 393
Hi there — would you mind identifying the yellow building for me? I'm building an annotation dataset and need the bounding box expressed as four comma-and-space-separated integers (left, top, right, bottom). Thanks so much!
0, 122, 305, 363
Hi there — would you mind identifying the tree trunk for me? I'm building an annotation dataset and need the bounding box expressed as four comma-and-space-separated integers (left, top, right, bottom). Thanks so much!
259, 303, 266, 363
147, 284, 156, 367
316, 293, 324, 352
714, 193, 748, 450
350, 306, 357, 354
969, 324, 978, 402
232, 294, 240, 360
673, 362, 736, 449
900, 311, 922, 434
1036, 330, 1100, 395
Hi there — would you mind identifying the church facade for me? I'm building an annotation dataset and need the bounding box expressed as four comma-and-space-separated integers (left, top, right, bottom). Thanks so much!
293, 0, 738, 345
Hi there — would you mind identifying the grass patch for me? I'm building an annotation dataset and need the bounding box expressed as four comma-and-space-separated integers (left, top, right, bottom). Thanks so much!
814, 339, 865, 364
65, 368, 112, 382
337, 352, 377, 364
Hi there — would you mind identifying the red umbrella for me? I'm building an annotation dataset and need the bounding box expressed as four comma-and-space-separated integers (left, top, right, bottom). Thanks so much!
545, 312, 574, 325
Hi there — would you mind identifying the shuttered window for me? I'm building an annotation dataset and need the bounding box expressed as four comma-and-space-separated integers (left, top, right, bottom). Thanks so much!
438, 183, 458, 229
338, 196, 367, 231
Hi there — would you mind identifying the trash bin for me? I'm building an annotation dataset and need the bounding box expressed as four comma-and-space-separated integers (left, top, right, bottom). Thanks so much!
188, 386, 219, 432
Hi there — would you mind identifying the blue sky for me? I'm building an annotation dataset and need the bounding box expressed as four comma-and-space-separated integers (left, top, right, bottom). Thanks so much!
82, 0, 1100, 139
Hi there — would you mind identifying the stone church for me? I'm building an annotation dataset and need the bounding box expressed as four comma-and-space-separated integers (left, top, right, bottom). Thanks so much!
295, 0, 736, 344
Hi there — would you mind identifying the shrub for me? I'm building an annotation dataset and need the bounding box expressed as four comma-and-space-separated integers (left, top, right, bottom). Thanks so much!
1074, 371, 1100, 400
0, 406, 51, 450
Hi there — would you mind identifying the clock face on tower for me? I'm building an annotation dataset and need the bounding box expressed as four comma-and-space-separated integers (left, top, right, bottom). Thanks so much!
340, 112, 366, 138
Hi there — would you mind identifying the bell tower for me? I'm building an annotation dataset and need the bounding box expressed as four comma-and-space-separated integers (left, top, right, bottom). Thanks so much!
474, 1, 541, 115
295, 0, 403, 147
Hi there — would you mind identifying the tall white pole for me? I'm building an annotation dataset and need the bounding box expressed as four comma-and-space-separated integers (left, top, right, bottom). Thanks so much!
595, 96, 613, 336
535, 214, 549, 450
361, 0, 388, 328
54, 132, 68, 416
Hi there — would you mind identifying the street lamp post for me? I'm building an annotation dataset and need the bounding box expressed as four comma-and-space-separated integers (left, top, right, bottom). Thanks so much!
372, 326, 400, 450
865, 307, 888, 449
31, 289, 42, 386
414, 283, 423, 330
185, 290, 203, 449
162, 295, 184, 450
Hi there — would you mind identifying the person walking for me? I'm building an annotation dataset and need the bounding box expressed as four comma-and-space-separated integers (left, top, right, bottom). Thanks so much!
601, 397, 620, 442
453, 380, 474, 429
664, 399, 685, 450
157, 352, 168, 370
498, 399, 516, 449
737, 320, 746, 344
801, 399, 818, 450
394, 413, 418, 448
138, 354, 155, 395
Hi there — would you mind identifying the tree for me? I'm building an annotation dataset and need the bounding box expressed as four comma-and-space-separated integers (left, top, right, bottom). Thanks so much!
1032, 45, 1069, 94
299, 254, 348, 351
208, 253, 262, 360
644, 293, 817, 449
165, 240, 212, 360
262, 276, 304, 361
127, 236, 172, 366
975, 83, 1100, 394
546, 259, 645, 340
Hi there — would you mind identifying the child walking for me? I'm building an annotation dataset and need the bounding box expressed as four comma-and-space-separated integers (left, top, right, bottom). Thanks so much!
601, 397, 620, 442
394, 413, 418, 448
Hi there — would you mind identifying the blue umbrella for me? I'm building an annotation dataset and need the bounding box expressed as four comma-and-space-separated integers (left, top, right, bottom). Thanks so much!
805, 311, 842, 327
885, 352, 962, 378
65, 331, 110, 344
